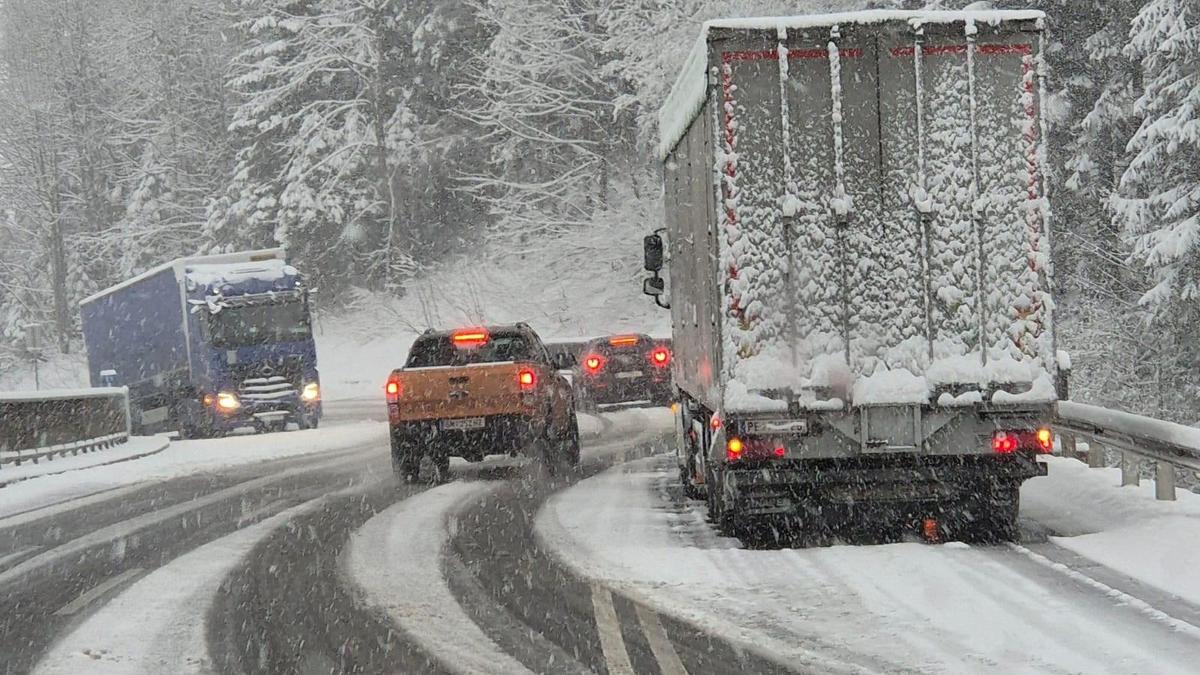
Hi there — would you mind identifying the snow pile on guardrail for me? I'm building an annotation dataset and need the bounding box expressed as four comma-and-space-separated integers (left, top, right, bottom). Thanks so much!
1057, 401, 1200, 454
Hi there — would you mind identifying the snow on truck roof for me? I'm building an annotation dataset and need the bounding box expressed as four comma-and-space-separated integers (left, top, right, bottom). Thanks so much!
79, 248, 287, 305
657, 9, 1046, 160
184, 259, 299, 289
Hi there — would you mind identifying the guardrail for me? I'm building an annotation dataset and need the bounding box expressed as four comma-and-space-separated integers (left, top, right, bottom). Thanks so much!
1054, 401, 1199, 502
0, 388, 131, 467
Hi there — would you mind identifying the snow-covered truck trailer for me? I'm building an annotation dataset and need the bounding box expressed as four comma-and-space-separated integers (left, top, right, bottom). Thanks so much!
645, 10, 1064, 541
80, 249, 322, 437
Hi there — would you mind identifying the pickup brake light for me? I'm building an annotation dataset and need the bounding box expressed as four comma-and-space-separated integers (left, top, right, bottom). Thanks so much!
518, 368, 537, 391
385, 374, 402, 402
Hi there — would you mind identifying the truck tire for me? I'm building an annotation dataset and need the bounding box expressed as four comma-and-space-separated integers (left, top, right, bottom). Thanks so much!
297, 411, 319, 430
954, 487, 1020, 543
705, 467, 734, 535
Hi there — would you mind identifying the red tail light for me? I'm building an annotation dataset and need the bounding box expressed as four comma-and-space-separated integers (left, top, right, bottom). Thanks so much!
649, 347, 671, 367
992, 428, 1054, 454
583, 354, 604, 374
385, 374, 402, 403
518, 368, 537, 391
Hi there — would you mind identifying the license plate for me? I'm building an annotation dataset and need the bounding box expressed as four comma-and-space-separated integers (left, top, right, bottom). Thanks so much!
616, 371, 643, 380
442, 417, 485, 431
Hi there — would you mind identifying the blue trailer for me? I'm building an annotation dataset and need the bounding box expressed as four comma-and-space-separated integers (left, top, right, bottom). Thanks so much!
80, 249, 322, 436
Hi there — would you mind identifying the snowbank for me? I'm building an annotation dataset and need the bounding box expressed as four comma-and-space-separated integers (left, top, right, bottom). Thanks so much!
1022, 455, 1200, 607
536, 455, 1200, 672
344, 481, 531, 675
34, 496, 330, 675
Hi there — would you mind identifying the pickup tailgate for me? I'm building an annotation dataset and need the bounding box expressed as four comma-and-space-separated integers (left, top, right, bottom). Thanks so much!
394, 362, 530, 422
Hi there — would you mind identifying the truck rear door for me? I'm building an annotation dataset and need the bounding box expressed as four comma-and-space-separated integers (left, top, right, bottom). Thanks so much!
715, 17, 1049, 380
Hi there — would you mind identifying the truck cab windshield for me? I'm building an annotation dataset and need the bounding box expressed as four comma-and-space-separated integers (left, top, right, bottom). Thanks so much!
205, 300, 312, 348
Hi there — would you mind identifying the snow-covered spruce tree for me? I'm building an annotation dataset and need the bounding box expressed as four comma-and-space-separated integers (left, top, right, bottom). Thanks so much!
1038, 0, 1150, 413
109, 0, 237, 279
1113, 0, 1200, 418
459, 0, 625, 246
212, 0, 421, 292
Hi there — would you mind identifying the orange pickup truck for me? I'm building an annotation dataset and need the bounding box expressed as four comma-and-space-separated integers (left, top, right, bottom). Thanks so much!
385, 324, 580, 482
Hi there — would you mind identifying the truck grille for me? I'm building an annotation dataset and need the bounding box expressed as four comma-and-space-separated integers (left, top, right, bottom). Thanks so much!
240, 375, 296, 401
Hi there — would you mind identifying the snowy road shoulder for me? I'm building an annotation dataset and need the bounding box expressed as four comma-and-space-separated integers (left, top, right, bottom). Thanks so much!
535, 455, 1200, 673
0, 421, 386, 524
1021, 455, 1200, 607
0, 435, 170, 487
34, 497, 331, 675
342, 480, 532, 675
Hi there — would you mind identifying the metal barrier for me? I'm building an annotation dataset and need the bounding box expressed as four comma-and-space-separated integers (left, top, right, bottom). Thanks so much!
0, 388, 131, 467
1054, 401, 1200, 502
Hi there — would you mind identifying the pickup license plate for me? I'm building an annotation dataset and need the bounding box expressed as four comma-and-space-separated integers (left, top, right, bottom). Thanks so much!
616, 371, 643, 380
442, 417, 486, 431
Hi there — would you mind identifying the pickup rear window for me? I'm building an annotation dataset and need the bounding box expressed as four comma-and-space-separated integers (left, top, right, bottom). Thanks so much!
406, 333, 538, 368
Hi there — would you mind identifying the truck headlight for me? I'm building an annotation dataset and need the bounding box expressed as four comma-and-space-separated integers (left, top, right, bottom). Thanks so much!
216, 392, 241, 411
301, 382, 320, 402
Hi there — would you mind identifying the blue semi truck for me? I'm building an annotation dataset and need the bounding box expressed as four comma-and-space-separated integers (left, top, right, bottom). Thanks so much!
80, 249, 322, 437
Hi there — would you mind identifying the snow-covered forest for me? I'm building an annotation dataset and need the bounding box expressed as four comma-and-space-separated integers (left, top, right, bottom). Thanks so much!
0, 0, 1197, 420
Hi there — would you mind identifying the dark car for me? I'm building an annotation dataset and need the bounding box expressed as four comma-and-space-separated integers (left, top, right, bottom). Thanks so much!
573, 334, 673, 409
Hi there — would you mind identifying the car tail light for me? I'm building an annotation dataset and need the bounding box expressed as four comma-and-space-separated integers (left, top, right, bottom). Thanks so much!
992, 428, 1053, 454
583, 354, 605, 374
609, 335, 639, 347
451, 328, 489, 347
518, 368, 537, 391
385, 374, 402, 402
726, 436, 786, 462
649, 347, 671, 367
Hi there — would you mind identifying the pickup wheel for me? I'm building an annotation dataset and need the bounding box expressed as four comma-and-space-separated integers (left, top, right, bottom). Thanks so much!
562, 413, 581, 467
390, 434, 421, 484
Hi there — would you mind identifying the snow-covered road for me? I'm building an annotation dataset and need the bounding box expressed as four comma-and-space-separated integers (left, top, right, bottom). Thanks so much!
536, 455, 1200, 673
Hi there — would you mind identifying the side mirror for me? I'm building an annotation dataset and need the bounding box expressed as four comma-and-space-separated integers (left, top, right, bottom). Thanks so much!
644, 234, 664, 272
551, 351, 575, 371
643, 275, 665, 297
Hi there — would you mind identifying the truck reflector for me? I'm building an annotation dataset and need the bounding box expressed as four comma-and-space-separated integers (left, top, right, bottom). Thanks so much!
609, 335, 639, 346
726, 437, 744, 460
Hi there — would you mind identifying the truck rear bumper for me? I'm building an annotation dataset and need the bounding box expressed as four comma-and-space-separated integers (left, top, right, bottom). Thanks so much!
390, 414, 543, 461
723, 453, 1046, 518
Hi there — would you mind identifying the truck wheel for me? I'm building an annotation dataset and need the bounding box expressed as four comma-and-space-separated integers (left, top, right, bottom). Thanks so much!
298, 412, 319, 430
954, 487, 1020, 543
706, 467, 734, 535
